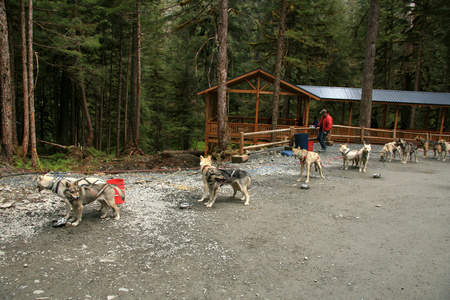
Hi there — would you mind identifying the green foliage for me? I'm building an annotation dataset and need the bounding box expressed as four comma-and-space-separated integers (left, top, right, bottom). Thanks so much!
7, 0, 450, 162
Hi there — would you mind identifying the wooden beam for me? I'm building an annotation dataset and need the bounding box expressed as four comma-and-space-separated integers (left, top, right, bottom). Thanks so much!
227, 89, 299, 96
382, 104, 388, 128
305, 98, 310, 127
440, 107, 446, 135
394, 105, 399, 129
205, 93, 210, 155
254, 74, 260, 142
245, 79, 256, 90
347, 102, 353, 143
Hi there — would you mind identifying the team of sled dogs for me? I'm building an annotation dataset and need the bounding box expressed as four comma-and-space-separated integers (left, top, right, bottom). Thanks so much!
35, 136, 450, 223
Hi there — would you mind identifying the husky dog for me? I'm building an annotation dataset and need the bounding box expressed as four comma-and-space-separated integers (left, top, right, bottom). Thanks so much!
339, 144, 360, 170
396, 139, 419, 163
358, 143, 371, 173
380, 141, 402, 162
64, 181, 124, 226
438, 139, 450, 161
292, 147, 325, 183
414, 136, 441, 158
199, 155, 252, 208
34, 173, 105, 219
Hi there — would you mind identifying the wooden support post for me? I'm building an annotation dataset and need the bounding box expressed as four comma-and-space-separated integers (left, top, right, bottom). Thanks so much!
425, 107, 430, 130
383, 104, 388, 128
289, 126, 295, 147
394, 105, 399, 131
360, 127, 365, 142
205, 93, 210, 155
305, 98, 310, 127
439, 107, 446, 135
347, 102, 353, 143
239, 131, 244, 155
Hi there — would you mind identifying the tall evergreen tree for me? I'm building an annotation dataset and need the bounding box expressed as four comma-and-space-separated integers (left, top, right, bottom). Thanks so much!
217, 0, 230, 151
0, 0, 13, 163
360, 0, 380, 128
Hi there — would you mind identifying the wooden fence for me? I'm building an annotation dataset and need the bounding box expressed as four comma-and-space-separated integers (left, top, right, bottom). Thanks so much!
236, 124, 450, 155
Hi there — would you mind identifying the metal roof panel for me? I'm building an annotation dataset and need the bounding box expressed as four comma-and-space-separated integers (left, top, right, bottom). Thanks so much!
298, 85, 450, 106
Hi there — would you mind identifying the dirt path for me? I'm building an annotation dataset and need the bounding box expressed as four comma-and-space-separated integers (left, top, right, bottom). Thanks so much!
1, 145, 449, 299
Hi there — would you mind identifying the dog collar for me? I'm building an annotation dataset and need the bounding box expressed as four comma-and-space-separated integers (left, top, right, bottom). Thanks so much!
202, 165, 211, 171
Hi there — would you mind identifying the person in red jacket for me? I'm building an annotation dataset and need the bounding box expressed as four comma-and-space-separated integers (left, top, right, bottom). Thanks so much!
317, 109, 333, 151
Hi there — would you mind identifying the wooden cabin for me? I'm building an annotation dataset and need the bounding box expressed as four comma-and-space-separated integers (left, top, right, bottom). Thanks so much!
197, 68, 450, 154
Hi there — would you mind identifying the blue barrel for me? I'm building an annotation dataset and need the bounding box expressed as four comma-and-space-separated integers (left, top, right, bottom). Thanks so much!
294, 133, 309, 150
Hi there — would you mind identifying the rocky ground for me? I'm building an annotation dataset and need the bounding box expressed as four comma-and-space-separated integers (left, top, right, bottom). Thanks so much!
0, 143, 449, 299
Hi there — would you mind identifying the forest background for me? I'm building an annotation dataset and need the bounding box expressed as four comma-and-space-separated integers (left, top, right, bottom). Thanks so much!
0, 0, 449, 167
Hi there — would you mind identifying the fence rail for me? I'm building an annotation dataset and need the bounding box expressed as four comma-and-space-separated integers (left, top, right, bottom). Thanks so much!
232, 124, 450, 155
205, 121, 450, 154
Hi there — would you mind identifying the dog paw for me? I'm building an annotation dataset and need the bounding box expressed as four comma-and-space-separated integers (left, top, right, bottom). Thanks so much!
296, 179, 302, 182
205, 203, 213, 208
71, 222, 79, 227
198, 199, 205, 202
114, 216, 120, 220
244, 202, 249, 206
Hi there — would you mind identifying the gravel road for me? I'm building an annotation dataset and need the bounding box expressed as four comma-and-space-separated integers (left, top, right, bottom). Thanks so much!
1, 143, 449, 299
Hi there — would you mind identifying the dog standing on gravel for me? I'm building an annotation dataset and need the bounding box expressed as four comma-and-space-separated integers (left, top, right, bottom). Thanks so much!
34, 173, 105, 220
339, 144, 360, 170
199, 155, 252, 208
358, 143, 371, 173
438, 139, 450, 161
396, 139, 419, 163
292, 147, 325, 183
414, 135, 441, 158
380, 141, 402, 162
64, 181, 123, 226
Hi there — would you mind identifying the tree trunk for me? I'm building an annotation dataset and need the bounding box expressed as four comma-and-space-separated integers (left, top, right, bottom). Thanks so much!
411, 13, 426, 129
116, 25, 123, 155
124, 48, 130, 147
271, 0, 287, 142
27, 0, 37, 168
0, 0, 14, 163
359, 0, 380, 129
80, 80, 94, 147
20, 0, 29, 158
216, 0, 230, 151
128, 1, 141, 149
5, 0, 16, 147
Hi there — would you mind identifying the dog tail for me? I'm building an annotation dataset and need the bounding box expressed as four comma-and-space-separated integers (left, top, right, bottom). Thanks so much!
112, 185, 125, 201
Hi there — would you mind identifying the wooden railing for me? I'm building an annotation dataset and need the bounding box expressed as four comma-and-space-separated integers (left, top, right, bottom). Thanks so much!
206, 121, 450, 154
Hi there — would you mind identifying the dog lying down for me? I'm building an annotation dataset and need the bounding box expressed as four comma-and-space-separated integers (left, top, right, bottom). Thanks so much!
292, 147, 325, 183
199, 155, 252, 208
64, 181, 124, 226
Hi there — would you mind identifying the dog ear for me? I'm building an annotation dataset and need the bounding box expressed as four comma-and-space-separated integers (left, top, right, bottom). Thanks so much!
200, 155, 204, 159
